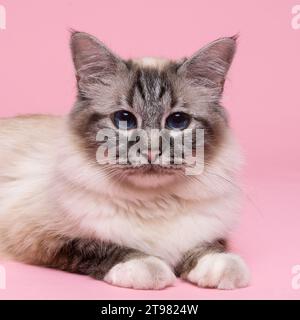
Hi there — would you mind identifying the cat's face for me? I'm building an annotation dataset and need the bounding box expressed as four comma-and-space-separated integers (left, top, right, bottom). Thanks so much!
69, 32, 236, 188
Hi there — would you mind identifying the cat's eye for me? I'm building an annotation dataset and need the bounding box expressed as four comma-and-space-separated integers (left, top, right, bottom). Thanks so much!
113, 110, 137, 129
166, 112, 191, 130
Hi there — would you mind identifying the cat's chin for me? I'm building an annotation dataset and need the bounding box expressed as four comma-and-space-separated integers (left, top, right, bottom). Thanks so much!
125, 173, 178, 189
118, 165, 184, 189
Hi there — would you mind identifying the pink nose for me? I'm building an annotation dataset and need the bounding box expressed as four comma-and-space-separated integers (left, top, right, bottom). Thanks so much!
147, 150, 159, 163
147, 150, 154, 163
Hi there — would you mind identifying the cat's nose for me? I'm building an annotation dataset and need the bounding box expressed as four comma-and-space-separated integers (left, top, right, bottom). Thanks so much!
141, 149, 160, 164
147, 150, 159, 163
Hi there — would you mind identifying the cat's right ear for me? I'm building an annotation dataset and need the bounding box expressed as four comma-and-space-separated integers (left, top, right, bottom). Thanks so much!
70, 31, 124, 86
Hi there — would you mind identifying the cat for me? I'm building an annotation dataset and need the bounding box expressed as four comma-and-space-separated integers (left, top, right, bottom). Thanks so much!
0, 31, 250, 290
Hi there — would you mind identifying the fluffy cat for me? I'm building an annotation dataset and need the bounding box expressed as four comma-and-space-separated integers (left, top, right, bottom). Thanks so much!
0, 31, 250, 290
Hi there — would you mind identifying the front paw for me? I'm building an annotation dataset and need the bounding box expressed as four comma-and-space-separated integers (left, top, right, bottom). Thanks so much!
186, 253, 250, 290
104, 256, 176, 290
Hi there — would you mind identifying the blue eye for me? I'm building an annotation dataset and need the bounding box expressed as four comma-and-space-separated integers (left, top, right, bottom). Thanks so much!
113, 110, 137, 129
166, 112, 191, 130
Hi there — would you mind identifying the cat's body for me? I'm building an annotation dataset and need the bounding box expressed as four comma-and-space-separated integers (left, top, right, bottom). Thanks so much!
0, 113, 239, 264
0, 33, 250, 289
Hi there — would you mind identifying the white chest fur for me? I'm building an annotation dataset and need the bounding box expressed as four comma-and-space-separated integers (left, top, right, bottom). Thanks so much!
56, 184, 239, 266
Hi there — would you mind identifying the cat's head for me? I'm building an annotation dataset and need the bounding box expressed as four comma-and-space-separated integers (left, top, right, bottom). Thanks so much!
69, 31, 237, 189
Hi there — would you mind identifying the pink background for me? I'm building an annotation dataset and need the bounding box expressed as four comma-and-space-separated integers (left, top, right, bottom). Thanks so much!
0, 0, 300, 299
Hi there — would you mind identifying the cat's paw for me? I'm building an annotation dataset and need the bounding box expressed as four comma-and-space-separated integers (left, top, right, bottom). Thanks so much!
186, 253, 250, 290
104, 256, 176, 290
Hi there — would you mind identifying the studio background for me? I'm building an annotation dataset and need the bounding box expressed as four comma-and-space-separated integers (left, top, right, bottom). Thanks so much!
0, 0, 299, 299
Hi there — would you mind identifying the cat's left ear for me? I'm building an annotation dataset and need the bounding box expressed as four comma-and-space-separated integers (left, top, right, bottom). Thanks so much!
178, 36, 237, 91
70, 31, 126, 85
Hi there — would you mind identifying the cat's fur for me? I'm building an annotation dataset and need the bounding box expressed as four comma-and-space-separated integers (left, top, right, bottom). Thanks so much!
0, 32, 250, 289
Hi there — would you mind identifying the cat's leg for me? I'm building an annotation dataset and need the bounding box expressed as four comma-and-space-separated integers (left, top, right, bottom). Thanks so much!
175, 239, 250, 289
47, 238, 175, 290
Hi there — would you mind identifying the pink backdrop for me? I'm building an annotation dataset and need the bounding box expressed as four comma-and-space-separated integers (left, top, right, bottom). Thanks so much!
0, 0, 300, 299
